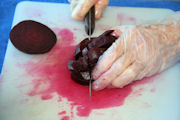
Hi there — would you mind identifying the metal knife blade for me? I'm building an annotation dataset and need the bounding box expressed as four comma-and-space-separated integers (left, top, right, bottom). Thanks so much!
85, 6, 95, 36
84, 6, 95, 100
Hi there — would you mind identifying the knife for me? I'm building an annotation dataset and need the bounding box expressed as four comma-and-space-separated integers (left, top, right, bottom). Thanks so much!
85, 6, 95, 36
84, 6, 95, 100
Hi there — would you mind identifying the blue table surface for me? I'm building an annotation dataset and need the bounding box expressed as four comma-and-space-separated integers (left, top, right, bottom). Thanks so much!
0, 0, 180, 74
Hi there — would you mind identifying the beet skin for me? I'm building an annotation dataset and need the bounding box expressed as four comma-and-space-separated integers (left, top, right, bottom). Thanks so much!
10, 20, 57, 54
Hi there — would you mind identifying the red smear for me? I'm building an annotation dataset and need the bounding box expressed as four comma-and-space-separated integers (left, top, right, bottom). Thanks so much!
41, 94, 53, 100
22, 28, 153, 117
61, 116, 70, 120
150, 88, 156, 92
117, 13, 136, 25
129, 17, 136, 22
117, 13, 125, 25
73, 28, 78, 31
58, 111, 66, 115
57, 28, 74, 46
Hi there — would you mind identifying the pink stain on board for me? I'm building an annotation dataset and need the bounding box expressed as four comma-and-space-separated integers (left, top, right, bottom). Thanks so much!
58, 111, 66, 115
61, 116, 70, 120
129, 17, 136, 23
117, 13, 136, 25
117, 13, 125, 25
41, 94, 53, 100
21, 28, 155, 118
150, 88, 156, 92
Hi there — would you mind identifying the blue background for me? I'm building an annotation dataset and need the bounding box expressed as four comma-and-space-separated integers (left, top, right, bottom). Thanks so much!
0, 0, 180, 74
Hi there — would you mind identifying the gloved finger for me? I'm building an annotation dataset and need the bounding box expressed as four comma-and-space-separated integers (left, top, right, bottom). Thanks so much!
69, 0, 79, 11
70, 0, 97, 21
107, 84, 115, 88
111, 25, 135, 38
92, 26, 135, 80
92, 36, 124, 80
92, 54, 134, 91
135, 53, 162, 80
111, 62, 144, 88
95, 0, 109, 20
135, 69, 146, 80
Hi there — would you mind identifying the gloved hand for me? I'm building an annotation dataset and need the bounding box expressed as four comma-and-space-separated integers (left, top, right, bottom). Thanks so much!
68, 0, 109, 21
92, 13, 180, 91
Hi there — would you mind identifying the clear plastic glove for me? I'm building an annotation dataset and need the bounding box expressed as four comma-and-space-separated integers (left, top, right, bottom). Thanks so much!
68, 0, 109, 21
92, 12, 180, 91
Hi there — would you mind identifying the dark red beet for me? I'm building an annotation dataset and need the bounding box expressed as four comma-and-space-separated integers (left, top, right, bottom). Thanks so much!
68, 30, 117, 85
10, 20, 57, 54
72, 56, 89, 72
71, 71, 92, 85
87, 48, 106, 69
88, 30, 116, 49
74, 38, 95, 60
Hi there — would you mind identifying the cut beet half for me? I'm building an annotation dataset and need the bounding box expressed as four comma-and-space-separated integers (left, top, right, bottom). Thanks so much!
10, 20, 57, 54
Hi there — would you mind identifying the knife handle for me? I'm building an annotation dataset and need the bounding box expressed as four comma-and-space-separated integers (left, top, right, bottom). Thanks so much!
84, 6, 95, 36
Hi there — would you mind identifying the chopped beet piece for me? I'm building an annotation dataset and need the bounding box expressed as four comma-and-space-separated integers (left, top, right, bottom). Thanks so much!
71, 71, 92, 85
10, 20, 57, 54
68, 30, 118, 85
88, 48, 106, 69
87, 30, 116, 49
74, 37, 95, 60
72, 56, 89, 72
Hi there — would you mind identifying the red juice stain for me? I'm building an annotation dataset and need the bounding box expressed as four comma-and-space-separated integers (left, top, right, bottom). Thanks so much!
150, 88, 156, 92
23, 28, 152, 117
61, 116, 70, 120
57, 28, 74, 46
117, 13, 125, 25
117, 13, 136, 25
129, 17, 136, 22
41, 94, 53, 100
58, 111, 66, 115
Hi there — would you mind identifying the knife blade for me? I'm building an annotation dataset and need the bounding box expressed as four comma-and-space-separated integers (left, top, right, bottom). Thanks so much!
84, 6, 95, 100
85, 6, 95, 36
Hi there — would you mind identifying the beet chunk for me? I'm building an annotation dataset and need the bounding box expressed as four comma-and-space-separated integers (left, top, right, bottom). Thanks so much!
74, 38, 95, 60
88, 30, 116, 49
72, 56, 89, 72
71, 71, 93, 85
10, 20, 57, 54
88, 48, 106, 69
68, 30, 118, 85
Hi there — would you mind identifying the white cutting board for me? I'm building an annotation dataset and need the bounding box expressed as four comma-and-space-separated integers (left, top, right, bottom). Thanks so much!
0, 1, 180, 120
